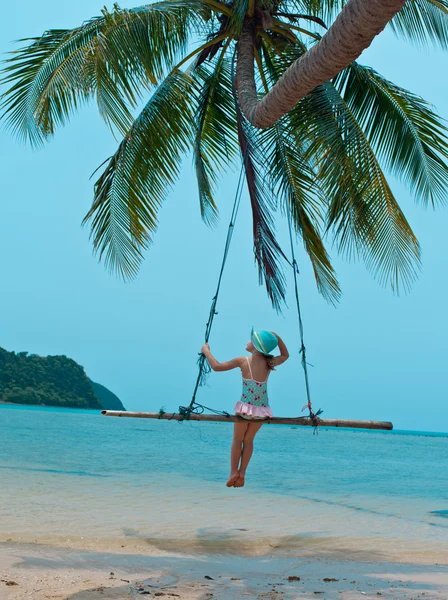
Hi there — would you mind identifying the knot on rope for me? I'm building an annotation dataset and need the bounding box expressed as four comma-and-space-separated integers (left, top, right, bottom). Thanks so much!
158, 407, 176, 420
178, 403, 201, 422
197, 352, 212, 387
292, 259, 300, 274
177, 401, 230, 423
302, 401, 323, 434
299, 344, 314, 369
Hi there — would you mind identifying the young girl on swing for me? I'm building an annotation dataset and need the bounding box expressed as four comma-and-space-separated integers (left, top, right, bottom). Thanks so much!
201, 328, 289, 488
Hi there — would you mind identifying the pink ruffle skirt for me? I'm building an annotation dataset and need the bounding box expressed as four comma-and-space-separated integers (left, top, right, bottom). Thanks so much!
234, 400, 273, 421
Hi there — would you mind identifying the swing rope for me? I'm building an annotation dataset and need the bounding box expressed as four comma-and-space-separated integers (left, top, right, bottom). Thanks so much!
170, 161, 247, 421
165, 50, 321, 428
276, 124, 323, 432
167, 49, 248, 422
287, 216, 323, 431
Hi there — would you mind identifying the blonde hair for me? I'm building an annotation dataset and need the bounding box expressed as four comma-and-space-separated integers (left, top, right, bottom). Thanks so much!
265, 354, 276, 371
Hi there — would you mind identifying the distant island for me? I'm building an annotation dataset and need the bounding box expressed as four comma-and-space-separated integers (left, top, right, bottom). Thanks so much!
0, 347, 125, 411
89, 379, 125, 411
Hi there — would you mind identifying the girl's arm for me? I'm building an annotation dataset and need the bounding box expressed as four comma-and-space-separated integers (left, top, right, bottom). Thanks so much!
271, 333, 289, 366
201, 344, 244, 372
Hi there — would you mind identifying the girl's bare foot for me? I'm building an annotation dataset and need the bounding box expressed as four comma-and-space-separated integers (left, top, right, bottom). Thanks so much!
226, 472, 240, 487
234, 474, 245, 487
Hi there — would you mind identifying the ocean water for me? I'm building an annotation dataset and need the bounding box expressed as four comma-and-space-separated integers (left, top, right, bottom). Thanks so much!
1, 404, 447, 560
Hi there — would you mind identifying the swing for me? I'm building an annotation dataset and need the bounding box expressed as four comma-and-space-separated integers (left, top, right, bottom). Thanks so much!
102, 137, 393, 432
103, 57, 392, 432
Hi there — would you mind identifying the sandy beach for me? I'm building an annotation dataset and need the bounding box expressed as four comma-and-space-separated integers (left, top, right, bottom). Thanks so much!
1, 538, 448, 600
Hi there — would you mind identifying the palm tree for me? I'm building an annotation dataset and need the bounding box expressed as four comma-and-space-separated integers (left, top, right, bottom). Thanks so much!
236, 0, 409, 127
1, 0, 448, 309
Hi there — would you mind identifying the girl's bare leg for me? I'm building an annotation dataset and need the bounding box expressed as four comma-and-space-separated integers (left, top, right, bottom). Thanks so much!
227, 422, 249, 487
234, 422, 264, 487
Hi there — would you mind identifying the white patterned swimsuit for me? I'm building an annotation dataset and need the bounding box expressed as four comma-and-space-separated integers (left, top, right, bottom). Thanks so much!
234, 357, 274, 420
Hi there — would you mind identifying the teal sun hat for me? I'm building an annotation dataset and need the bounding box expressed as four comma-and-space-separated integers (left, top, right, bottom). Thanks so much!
251, 327, 278, 356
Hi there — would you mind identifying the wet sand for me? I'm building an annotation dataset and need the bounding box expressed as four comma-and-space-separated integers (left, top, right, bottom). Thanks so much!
1, 540, 447, 600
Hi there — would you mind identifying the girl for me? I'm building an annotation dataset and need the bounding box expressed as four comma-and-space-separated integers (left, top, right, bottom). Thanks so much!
201, 328, 289, 488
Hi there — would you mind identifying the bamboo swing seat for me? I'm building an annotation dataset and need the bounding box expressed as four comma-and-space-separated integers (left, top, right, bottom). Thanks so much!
101, 410, 393, 430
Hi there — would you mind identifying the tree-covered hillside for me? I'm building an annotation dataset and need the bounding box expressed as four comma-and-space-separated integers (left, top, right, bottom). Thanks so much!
0, 347, 125, 410
90, 379, 125, 411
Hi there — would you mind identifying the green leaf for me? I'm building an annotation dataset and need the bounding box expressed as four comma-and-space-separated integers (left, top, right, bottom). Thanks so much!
291, 0, 345, 25
193, 54, 239, 225
83, 70, 196, 280
236, 108, 288, 311
290, 82, 421, 293
284, 0, 448, 49
1, 2, 197, 144
1, 26, 98, 145
389, 0, 448, 49
335, 62, 448, 207
230, 0, 249, 36
264, 124, 341, 304
260, 40, 340, 303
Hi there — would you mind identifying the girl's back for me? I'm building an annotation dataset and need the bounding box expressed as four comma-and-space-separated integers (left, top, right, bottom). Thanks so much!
240, 355, 270, 382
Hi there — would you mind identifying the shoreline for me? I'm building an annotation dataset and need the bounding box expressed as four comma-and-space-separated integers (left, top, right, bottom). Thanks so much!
0, 401, 103, 409
1, 531, 447, 565
1, 539, 447, 599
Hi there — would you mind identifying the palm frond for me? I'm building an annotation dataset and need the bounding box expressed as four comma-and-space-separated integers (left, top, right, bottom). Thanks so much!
193, 53, 239, 225
287, 0, 448, 49
266, 124, 341, 303
83, 70, 196, 280
83, 40, 136, 136
230, 0, 250, 36
236, 108, 288, 310
289, 0, 345, 25
335, 62, 448, 207
290, 86, 372, 262
1, 26, 98, 145
390, 0, 448, 49
0, 2, 198, 145
260, 30, 307, 76
259, 41, 340, 303
289, 82, 421, 293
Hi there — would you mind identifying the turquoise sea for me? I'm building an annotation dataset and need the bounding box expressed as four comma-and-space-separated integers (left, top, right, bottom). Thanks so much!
1, 404, 447, 561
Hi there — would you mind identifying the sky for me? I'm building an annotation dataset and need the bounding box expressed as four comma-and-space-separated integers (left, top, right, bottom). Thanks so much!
0, 1, 447, 432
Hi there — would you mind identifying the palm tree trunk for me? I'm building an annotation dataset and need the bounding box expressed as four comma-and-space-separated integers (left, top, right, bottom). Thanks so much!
236, 0, 407, 129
